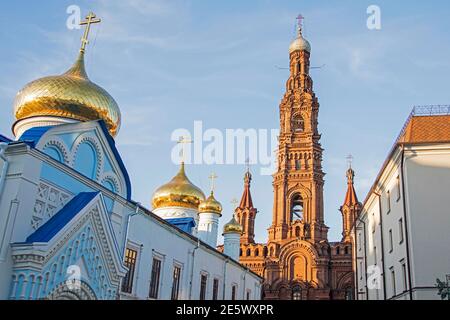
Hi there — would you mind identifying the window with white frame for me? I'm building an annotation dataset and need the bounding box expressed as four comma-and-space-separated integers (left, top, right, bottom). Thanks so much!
149, 257, 162, 299
390, 268, 396, 298
399, 218, 404, 244
171, 264, 182, 300
386, 190, 391, 213
389, 229, 393, 253
199, 273, 208, 300
401, 260, 407, 293
396, 176, 401, 201
121, 248, 137, 294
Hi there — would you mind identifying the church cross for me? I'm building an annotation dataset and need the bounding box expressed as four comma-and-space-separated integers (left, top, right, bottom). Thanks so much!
245, 157, 251, 173
79, 12, 101, 52
296, 14, 304, 31
346, 154, 354, 169
208, 172, 218, 193
177, 136, 192, 164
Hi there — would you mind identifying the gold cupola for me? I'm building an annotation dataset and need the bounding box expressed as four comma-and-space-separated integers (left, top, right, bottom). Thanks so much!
223, 214, 243, 234
12, 12, 121, 138
152, 162, 206, 210
199, 191, 223, 215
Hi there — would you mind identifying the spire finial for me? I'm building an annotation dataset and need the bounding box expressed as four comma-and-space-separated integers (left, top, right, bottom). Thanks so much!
231, 198, 239, 213
208, 172, 218, 194
79, 12, 101, 53
177, 136, 193, 164
346, 154, 353, 169
296, 14, 304, 36
346, 154, 355, 184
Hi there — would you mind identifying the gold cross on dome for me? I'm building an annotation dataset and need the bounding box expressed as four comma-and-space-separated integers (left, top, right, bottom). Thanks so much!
208, 172, 218, 193
177, 136, 192, 163
79, 12, 101, 52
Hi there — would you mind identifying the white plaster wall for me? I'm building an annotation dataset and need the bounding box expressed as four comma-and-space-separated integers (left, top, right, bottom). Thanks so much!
404, 145, 450, 299
123, 213, 262, 300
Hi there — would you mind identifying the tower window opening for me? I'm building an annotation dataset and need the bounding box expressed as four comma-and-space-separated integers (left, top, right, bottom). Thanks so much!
292, 114, 304, 132
291, 194, 304, 221
292, 286, 302, 300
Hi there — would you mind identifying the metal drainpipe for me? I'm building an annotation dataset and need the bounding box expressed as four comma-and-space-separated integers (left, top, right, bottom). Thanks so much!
400, 145, 413, 300
188, 239, 200, 300
122, 203, 140, 259
0, 143, 9, 203
222, 257, 229, 300
374, 191, 387, 300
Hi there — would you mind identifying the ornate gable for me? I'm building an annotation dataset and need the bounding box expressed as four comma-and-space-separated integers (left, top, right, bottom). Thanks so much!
9, 192, 127, 300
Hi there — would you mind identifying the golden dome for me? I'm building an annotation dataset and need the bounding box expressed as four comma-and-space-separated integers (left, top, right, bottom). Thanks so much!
223, 215, 243, 234
13, 50, 121, 137
152, 163, 206, 210
199, 191, 222, 215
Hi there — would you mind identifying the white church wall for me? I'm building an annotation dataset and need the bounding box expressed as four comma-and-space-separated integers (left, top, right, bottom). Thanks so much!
122, 212, 262, 300
404, 144, 450, 300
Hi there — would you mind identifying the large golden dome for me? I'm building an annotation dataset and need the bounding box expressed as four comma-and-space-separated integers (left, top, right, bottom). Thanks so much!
152, 163, 206, 210
13, 50, 121, 137
199, 191, 222, 215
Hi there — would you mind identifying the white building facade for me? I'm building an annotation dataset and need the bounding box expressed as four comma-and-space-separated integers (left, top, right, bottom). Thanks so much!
352, 107, 450, 300
0, 15, 262, 300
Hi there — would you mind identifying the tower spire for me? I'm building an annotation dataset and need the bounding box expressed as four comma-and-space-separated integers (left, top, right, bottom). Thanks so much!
340, 157, 362, 242
235, 169, 257, 244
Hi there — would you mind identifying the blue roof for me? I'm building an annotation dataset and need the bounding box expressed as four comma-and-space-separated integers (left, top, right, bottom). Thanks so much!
19, 126, 54, 147
165, 217, 196, 234
97, 120, 132, 200
26, 192, 98, 243
0, 133, 12, 143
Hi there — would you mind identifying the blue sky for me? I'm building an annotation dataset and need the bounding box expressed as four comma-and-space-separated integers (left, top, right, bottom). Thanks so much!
1, 0, 449, 242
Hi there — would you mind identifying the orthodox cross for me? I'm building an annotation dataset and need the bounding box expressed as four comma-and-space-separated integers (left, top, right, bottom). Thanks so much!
346, 154, 354, 169
208, 172, 218, 193
245, 157, 251, 173
79, 12, 101, 52
177, 136, 192, 164
296, 14, 304, 32
231, 198, 239, 215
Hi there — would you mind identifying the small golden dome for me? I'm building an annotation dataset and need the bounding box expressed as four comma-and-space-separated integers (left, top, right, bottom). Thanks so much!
13, 51, 121, 137
199, 191, 222, 215
223, 215, 243, 234
152, 163, 206, 210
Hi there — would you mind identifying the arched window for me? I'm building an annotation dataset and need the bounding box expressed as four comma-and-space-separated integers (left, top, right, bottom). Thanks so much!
344, 246, 349, 255
246, 249, 251, 257
74, 142, 97, 179
336, 247, 340, 255
292, 286, 302, 300
239, 249, 242, 257
44, 146, 63, 162
255, 249, 259, 257
291, 194, 304, 222
295, 226, 301, 237
295, 159, 301, 170
292, 114, 304, 132
263, 247, 268, 257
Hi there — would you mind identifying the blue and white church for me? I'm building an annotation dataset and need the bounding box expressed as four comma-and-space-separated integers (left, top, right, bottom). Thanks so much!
0, 12, 262, 300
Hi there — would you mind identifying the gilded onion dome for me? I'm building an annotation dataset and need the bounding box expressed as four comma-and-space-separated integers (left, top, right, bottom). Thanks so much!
289, 25, 311, 54
199, 191, 222, 215
223, 215, 243, 234
12, 49, 121, 137
152, 163, 206, 210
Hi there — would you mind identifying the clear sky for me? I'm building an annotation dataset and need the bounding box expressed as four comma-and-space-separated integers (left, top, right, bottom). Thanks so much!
1, 1, 449, 242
